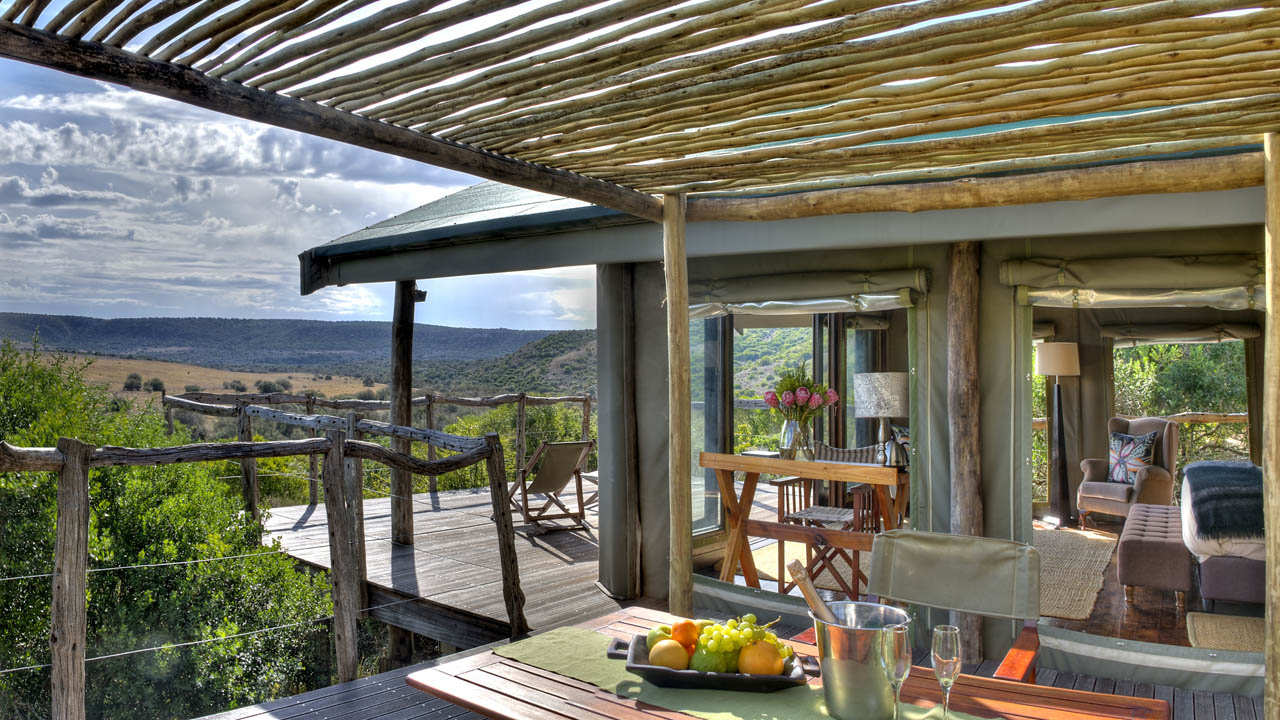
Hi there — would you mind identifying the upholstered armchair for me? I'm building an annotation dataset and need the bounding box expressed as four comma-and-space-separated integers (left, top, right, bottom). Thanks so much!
1077, 417, 1178, 529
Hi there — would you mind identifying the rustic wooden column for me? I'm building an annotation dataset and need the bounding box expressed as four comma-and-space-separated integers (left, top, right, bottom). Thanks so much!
485, 433, 530, 637
345, 412, 368, 612
321, 428, 359, 682
306, 395, 319, 504
947, 241, 984, 659
390, 280, 422, 545
1262, 132, 1280, 719
235, 403, 259, 521
51, 438, 92, 720
663, 192, 693, 617
389, 280, 422, 667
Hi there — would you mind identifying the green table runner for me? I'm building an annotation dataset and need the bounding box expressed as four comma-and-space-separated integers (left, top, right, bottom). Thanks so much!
494, 627, 983, 720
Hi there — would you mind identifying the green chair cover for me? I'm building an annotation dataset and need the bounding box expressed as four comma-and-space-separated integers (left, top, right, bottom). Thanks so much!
867, 529, 1040, 621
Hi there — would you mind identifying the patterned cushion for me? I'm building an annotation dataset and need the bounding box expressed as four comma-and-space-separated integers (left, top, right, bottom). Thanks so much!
1108, 430, 1158, 484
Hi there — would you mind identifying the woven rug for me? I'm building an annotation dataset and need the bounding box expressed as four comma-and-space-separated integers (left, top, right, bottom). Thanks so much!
1032, 527, 1117, 620
1186, 612, 1265, 652
716, 541, 869, 595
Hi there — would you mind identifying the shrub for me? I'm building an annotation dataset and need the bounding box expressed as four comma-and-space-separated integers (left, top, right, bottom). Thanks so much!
184, 384, 202, 393
362, 376, 375, 387
276, 378, 293, 391
144, 377, 165, 392
356, 389, 376, 401
254, 380, 282, 394
223, 379, 248, 392
123, 372, 142, 391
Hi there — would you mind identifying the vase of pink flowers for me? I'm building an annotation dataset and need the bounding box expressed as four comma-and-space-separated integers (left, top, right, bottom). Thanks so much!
764, 364, 839, 461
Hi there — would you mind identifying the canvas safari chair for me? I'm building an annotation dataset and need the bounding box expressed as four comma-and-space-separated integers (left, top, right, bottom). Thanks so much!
1077, 417, 1179, 529
866, 529, 1042, 683
510, 440, 594, 529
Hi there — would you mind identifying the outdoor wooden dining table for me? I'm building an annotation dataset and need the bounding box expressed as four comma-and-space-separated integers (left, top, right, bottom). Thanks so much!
699, 451, 906, 589
405, 606, 1169, 720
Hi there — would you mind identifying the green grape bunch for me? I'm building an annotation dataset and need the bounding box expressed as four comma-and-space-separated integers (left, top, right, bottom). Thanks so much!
688, 613, 793, 674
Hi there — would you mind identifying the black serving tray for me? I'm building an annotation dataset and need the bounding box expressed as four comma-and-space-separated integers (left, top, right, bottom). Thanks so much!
605, 634, 814, 692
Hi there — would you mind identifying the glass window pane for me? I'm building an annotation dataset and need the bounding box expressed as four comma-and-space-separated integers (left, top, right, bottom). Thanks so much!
732, 322, 813, 452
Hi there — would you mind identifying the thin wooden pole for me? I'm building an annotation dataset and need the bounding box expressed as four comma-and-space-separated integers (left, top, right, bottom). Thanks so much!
164, 407, 174, 435
51, 438, 92, 720
345, 412, 368, 613
390, 280, 418, 545
425, 396, 438, 494
663, 192, 693, 617
484, 433, 529, 637
946, 241, 983, 660
581, 395, 592, 441
306, 395, 319, 504
1261, 131, 1280, 720
236, 403, 259, 521
321, 428, 359, 682
516, 392, 527, 477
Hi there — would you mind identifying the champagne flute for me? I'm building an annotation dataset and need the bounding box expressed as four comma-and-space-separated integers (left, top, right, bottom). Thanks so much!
880, 623, 912, 720
932, 625, 962, 720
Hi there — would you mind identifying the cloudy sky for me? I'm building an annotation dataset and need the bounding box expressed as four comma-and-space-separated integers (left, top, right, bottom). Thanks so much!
0, 58, 596, 329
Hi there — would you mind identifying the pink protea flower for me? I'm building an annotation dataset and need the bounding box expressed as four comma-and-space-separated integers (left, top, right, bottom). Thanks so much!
780, 390, 795, 407
763, 390, 779, 409
825, 388, 839, 406
795, 387, 811, 405
807, 393, 823, 409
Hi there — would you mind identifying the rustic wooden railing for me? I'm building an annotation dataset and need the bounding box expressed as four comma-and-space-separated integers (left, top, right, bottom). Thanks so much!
163, 390, 592, 507
0, 414, 527, 720
1030, 410, 1249, 431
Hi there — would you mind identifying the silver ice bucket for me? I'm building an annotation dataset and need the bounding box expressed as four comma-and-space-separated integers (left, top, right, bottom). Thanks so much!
810, 601, 910, 720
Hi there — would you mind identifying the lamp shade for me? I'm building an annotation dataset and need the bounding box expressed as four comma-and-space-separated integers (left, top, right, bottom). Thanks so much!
1036, 342, 1080, 376
852, 372, 909, 418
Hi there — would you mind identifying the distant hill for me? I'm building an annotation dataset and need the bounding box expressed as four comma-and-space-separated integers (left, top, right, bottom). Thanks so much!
0, 313, 552, 379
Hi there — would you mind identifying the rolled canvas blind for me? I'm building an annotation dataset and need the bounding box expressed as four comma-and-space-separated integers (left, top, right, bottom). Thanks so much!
1100, 322, 1261, 345
688, 268, 927, 319
1002, 254, 1265, 310
690, 289, 915, 320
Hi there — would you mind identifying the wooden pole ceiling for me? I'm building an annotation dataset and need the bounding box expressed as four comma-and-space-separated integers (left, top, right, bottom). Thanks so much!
1, 0, 1277, 218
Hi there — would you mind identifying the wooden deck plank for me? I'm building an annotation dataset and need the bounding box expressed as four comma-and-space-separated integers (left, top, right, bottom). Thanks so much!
264, 489, 621, 648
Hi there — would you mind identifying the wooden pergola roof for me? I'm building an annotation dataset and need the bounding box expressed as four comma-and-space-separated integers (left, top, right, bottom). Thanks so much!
0, 0, 1274, 223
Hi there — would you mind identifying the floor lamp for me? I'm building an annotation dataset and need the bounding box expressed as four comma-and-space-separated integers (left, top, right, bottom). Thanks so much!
1036, 342, 1080, 524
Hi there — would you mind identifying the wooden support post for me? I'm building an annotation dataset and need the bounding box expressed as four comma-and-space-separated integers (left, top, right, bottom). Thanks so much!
236, 403, 259, 521
484, 433, 530, 638
663, 192, 693, 617
425, 396, 438, 494
1262, 132, 1280, 720
321, 428, 359, 682
164, 407, 174, 436
390, 280, 420, 545
516, 393, 527, 476
947, 241, 984, 660
345, 413, 368, 613
306, 395, 319, 505
51, 438, 92, 720
581, 395, 592, 441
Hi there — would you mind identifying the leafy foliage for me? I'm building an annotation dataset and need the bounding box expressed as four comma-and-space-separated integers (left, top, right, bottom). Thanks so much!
0, 341, 333, 719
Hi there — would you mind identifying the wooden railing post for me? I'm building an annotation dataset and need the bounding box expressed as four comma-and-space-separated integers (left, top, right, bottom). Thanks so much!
1261, 132, 1279, 720
515, 393, 527, 480
51, 438, 92, 720
390, 280, 420, 545
345, 413, 368, 613
484, 433, 529, 638
164, 406, 174, 436
306, 395, 318, 505
235, 403, 259, 521
425, 396, 438, 494
581, 395, 591, 441
321, 429, 359, 682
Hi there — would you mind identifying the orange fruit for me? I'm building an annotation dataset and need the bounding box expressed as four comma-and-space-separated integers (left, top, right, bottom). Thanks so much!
670, 619, 698, 647
648, 639, 691, 670
738, 641, 785, 675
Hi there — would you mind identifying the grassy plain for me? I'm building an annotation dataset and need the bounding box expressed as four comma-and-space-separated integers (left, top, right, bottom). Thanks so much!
54, 352, 387, 399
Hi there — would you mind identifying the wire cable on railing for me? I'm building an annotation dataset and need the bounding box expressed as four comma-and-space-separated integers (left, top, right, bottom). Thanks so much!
0, 595, 429, 675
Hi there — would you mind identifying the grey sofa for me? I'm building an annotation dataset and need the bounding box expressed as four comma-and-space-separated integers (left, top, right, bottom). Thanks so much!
1077, 417, 1179, 529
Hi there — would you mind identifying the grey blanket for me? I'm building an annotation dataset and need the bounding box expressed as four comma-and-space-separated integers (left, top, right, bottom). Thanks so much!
1184, 461, 1263, 540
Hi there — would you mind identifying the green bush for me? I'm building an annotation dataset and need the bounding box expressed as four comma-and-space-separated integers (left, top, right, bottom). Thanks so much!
144, 377, 165, 393
223, 380, 247, 392
0, 341, 333, 719
184, 384, 202, 393
123, 373, 142, 391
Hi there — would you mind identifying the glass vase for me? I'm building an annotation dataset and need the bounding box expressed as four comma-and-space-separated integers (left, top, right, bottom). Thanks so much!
778, 419, 815, 461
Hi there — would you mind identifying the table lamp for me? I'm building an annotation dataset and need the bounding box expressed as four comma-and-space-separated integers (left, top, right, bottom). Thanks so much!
1036, 342, 1080, 523
852, 372, 909, 466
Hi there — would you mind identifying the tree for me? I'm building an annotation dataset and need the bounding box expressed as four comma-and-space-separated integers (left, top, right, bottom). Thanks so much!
276, 378, 293, 391
123, 372, 142, 391
223, 379, 248, 392
0, 341, 333, 719
144, 377, 165, 392
255, 380, 282, 394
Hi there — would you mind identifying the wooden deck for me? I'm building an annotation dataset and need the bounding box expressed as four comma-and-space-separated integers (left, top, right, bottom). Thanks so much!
265, 488, 621, 648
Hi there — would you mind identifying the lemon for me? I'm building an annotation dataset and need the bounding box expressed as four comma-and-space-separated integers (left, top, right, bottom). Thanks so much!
738, 640, 784, 675
648, 638, 691, 670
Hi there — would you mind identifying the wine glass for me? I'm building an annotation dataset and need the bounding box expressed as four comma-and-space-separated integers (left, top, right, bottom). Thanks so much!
932, 625, 962, 720
880, 623, 912, 720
